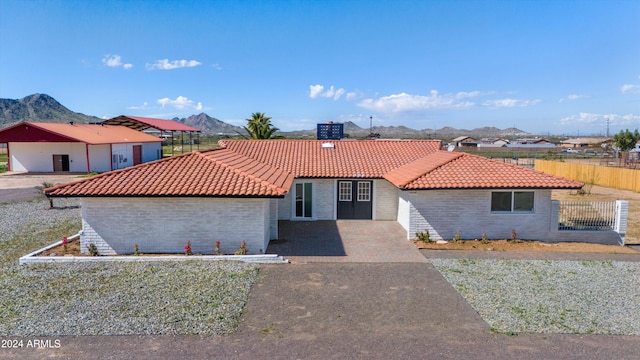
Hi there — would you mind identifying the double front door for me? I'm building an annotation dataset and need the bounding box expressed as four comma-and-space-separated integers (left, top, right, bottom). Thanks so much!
337, 180, 372, 219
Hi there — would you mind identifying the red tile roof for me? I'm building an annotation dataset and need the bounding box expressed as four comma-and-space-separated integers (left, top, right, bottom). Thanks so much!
45, 148, 294, 197
44, 139, 583, 197
219, 139, 442, 178
397, 152, 583, 190
0, 122, 162, 144
104, 115, 200, 132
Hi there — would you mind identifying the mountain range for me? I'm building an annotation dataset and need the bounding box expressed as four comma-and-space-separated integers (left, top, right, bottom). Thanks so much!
0, 94, 530, 139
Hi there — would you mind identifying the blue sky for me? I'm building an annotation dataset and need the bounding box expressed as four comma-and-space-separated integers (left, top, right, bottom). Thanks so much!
1, 0, 639, 135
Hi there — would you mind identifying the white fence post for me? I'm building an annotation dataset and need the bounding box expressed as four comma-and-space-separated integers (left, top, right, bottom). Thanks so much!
614, 200, 628, 245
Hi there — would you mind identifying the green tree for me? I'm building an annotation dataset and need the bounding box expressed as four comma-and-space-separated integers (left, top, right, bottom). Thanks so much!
241, 112, 280, 139
613, 128, 640, 151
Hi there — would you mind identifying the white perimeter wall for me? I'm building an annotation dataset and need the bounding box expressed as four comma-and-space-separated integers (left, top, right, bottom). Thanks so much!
80, 197, 271, 255
10, 142, 87, 172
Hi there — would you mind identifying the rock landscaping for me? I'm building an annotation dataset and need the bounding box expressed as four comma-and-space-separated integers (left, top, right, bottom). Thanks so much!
431, 258, 640, 335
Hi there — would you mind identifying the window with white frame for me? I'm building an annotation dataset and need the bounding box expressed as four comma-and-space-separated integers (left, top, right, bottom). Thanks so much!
339, 181, 352, 201
491, 191, 534, 212
357, 181, 371, 201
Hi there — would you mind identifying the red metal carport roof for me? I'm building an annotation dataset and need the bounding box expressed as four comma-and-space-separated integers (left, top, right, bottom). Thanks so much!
103, 115, 200, 132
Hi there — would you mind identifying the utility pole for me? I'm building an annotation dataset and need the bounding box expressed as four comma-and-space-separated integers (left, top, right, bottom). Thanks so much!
606, 118, 610, 137
369, 116, 373, 136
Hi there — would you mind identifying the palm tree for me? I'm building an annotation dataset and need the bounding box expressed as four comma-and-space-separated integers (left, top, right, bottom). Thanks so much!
241, 112, 280, 139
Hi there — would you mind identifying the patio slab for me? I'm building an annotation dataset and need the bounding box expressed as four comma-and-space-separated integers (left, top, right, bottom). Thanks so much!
267, 220, 427, 263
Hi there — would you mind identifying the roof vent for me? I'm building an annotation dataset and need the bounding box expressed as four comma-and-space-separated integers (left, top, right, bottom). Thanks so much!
321, 142, 335, 148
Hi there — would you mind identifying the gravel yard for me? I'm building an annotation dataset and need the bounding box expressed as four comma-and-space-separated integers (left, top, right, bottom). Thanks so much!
0, 261, 258, 336
431, 258, 640, 336
0, 197, 259, 336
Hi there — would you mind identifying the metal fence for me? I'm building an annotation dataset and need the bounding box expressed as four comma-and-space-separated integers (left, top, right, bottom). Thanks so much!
558, 201, 617, 231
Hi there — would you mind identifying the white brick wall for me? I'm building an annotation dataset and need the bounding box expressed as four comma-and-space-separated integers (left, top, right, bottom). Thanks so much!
402, 189, 554, 241
277, 179, 335, 220
80, 197, 271, 255
374, 179, 398, 220
269, 199, 278, 240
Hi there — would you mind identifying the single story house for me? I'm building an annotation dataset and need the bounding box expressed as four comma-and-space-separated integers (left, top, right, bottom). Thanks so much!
451, 136, 477, 147
559, 137, 613, 149
0, 122, 163, 172
46, 139, 623, 256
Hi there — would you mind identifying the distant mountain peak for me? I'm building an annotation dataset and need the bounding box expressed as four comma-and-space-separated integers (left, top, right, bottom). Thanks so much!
0, 93, 101, 127
171, 113, 244, 135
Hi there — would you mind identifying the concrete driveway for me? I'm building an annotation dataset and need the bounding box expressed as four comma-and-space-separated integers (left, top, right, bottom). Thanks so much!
269, 220, 427, 263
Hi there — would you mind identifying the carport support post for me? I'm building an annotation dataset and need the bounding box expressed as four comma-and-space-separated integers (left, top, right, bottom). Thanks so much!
6, 143, 10, 171
85, 143, 91, 173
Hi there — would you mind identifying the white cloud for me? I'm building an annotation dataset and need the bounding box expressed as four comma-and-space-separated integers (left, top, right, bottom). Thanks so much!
559, 94, 589, 102
309, 84, 324, 99
559, 112, 640, 126
482, 98, 541, 109
102, 54, 133, 69
126, 102, 148, 110
146, 59, 202, 70
358, 90, 476, 113
157, 96, 203, 111
621, 84, 640, 94
309, 84, 347, 100
345, 92, 359, 101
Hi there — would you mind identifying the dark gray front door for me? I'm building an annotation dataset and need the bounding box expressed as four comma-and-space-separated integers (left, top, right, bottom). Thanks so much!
337, 180, 372, 219
52, 154, 70, 172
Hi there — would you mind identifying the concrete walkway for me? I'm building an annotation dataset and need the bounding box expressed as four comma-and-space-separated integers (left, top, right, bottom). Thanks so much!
269, 220, 427, 263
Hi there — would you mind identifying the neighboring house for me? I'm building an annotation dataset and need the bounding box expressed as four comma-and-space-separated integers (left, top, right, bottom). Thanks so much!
451, 136, 477, 147
47, 139, 618, 256
514, 138, 553, 145
559, 137, 613, 149
0, 122, 162, 172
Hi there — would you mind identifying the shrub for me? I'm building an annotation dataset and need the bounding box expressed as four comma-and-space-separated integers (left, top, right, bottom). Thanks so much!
234, 240, 247, 255
133, 243, 140, 256
86, 243, 99, 256
453, 230, 462, 243
481, 232, 488, 244
415, 229, 431, 243
184, 241, 193, 256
